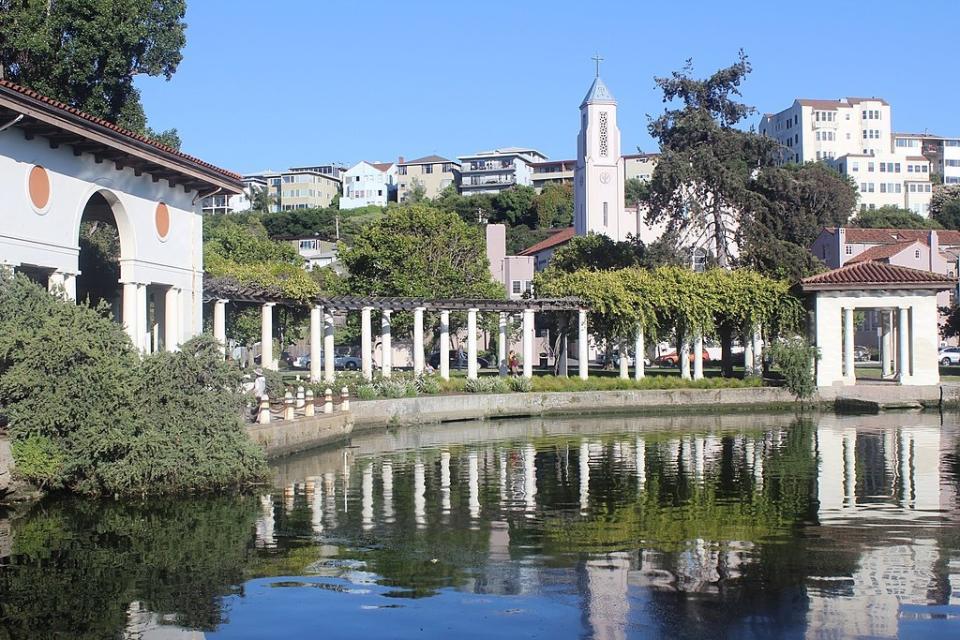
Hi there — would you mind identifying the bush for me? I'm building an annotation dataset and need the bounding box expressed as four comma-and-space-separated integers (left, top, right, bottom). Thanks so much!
768, 337, 820, 400
531, 374, 762, 393
464, 376, 510, 394
0, 274, 267, 496
507, 376, 533, 392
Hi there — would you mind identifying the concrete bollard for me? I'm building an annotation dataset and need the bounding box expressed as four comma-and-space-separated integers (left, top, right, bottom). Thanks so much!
341, 386, 350, 412
284, 391, 295, 420
258, 394, 271, 424
324, 388, 333, 414
296, 385, 305, 410
304, 389, 315, 417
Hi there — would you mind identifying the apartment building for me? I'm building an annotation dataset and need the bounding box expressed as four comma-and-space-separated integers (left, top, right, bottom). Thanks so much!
340, 161, 397, 209
458, 147, 548, 195
758, 98, 936, 215
891, 133, 960, 186
531, 160, 575, 191
396, 155, 460, 201
485, 224, 535, 299
201, 176, 266, 214
623, 153, 658, 182
288, 163, 347, 180
279, 169, 341, 210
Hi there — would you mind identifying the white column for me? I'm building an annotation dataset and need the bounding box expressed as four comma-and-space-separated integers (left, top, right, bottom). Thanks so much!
309, 306, 322, 383
47, 271, 64, 295
634, 326, 645, 380
498, 313, 508, 376
381, 309, 392, 378
743, 328, 754, 377
752, 326, 762, 376
439, 310, 450, 381
413, 306, 426, 375
360, 306, 372, 381
323, 309, 335, 383
522, 308, 534, 379
898, 306, 910, 383
693, 332, 704, 380
122, 282, 139, 348
136, 283, 148, 353
164, 286, 180, 352
680, 336, 691, 380
261, 302, 275, 371
578, 309, 589, 380
62, 273, 76, 301
881, 310, 893, 378
619, 340, 629, 379
843, 307, 855, 383
467, 308, 479, 380
214, 299, 228, 357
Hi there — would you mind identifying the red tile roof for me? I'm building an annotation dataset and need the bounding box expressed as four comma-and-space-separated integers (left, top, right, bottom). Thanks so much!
371, 162, 394, 172
519, 227, 575, 256
845, 240, 919, 264
797, 99, 844, 109
0, 79, 242, 185
801, 262, 956, 290
823, 227, 960, 246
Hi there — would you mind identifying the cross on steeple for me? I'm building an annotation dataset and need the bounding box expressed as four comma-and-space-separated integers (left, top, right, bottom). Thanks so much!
592, 53, 604, 77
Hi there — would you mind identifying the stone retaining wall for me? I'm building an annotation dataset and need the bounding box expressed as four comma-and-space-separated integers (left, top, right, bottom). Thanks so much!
0, 437, 12, 499
248, 413, 353, 458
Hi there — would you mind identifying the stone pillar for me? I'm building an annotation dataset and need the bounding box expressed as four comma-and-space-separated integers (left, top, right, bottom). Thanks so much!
558, 331, 569, 377
62, 272, 77, 301
693, 333, 704, 380
214, 299, 228, 357
634, 326, 645, 380
498, 313, 508, 377
122, 282, 139, 348
619, 340, 629, 379
136, 283, 148, 353
439, 310, 450, 381
163, 286, 180, 352
47, 271, 64, 295
881, 310, 894, 378
360, 306, 373, 381
381, 309, 392, 378
310, 306, 322, 383
261, 302, 276, 371
467, 308, 479, 380
413, 306, 426, 375
843, 307, 855, 383
898, 306, 910, 383
578, 309, 589, 380
522, 309, 534, 379
323, 309, 335, 383
743, 329, 754, 378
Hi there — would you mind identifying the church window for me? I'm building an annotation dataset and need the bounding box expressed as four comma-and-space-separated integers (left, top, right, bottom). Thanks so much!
603, 202, 608, 226
599, 112, 609, 157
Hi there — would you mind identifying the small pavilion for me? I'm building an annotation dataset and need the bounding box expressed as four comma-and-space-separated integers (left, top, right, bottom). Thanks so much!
801, 262, 956, 386
204, 277, 589, 382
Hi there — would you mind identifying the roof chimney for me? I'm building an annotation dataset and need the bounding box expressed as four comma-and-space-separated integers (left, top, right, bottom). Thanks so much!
930, 229, 939, 272
398, 156, 405, 164
838, 227, 847, 267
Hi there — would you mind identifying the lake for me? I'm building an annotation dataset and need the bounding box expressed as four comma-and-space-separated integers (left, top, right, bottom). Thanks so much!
1, 411, 959, 639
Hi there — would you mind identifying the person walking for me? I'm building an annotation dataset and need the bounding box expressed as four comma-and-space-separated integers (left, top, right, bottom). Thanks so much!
508, 350, 519, 376
251, 368, 267, 420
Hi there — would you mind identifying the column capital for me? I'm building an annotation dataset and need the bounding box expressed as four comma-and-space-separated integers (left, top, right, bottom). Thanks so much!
414, 306, 426, 312
262, 301, 276, 308
382, 308, 392, 316
216, 298, 229, 305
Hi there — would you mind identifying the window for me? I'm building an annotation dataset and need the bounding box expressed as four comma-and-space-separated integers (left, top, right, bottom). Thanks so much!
599, 111, 609, 156
846, 246, 853, 255
946, 160, 960, 167
895, 163, 900, 172
602, 202, 609, 226
423, 165, 433, 174
860, 183, 868, 192
398, 166, 407, 175
868, 162, 875, 172
922, 165, 928, 173
863, 130, 868, 139
915, 250, 921, 259
862, 110, 867, 119
851, 162, 859, 172
868, 183, 875, 193
880, 183, 886, 193
512, 281, 521, 294
880, 163, 886, 173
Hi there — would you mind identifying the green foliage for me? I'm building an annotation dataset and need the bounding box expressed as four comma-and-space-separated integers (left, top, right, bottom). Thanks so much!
941, 305, 960, 340
744, 162, 857, 280
769, 338, 819, 400
464, 376, 510, 394
646, 51, 777, 267
507, 376, 532, 392
932, 188, 960, 230
492, 185, 538, 226
851, 205, 941, 229
0, 274, 267, 496
506, 225, 554, 255
531, 374, 762, 392
533, 183, 574, 227
0, 0, 187, 135
548, 233, 646, 273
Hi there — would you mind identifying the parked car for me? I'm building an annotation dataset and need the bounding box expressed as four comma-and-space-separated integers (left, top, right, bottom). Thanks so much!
655, 349, 711, 367
294, 354, 361, 371
854, 346, 872, 362
596, 352, 651, 367
429, 351, 491, 369
939, 347, 960, 366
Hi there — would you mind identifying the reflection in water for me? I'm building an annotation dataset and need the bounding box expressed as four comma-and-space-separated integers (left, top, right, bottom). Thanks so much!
3, 412, 960, 638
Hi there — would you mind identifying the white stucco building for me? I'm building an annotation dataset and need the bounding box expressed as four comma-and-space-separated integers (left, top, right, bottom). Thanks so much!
340, 160, 396, 209
757, 98, 940, 215
458, 147, 547, 195
0, 79, 242, 352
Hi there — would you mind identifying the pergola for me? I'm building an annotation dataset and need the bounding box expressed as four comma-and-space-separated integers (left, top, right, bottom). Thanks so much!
203, 277, 589, 382
802, 262, 956, 386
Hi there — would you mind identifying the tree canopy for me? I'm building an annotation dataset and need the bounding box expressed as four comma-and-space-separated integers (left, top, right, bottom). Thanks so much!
851, 206, 941, 229
931, 185, 960, 230
0, 0, 187, 142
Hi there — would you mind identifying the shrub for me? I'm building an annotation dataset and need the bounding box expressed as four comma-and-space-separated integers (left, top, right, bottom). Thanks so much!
768, 337, 820, 400
415, 374, 442, 395
356, 384, 378, 401
465, 376, 510, 394
0, 274, 267, 496
507, 376, 533, 392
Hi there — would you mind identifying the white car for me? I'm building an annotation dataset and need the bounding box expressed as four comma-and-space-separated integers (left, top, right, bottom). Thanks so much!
938, 347, 960, 366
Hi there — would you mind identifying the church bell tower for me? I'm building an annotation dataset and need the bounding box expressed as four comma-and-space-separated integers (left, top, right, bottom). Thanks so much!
574, 57, 627, 241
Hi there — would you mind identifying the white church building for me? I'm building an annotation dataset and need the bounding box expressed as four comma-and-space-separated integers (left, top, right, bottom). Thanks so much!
0, 79, 242, 352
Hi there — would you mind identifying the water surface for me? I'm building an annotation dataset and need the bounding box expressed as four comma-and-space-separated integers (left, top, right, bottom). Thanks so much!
2, 411, 960, 639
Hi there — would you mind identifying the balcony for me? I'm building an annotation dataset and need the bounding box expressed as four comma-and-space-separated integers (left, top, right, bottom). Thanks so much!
463, 163, 514, 173
813, 119, 838, 129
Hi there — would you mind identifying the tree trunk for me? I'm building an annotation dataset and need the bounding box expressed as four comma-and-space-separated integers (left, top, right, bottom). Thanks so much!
719, 325, 733, 378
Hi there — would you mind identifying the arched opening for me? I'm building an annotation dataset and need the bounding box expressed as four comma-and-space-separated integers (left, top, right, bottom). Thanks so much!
76, 191, 122, 319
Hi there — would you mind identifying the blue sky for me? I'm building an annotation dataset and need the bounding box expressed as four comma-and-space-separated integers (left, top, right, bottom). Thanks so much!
137, 0, 960, 175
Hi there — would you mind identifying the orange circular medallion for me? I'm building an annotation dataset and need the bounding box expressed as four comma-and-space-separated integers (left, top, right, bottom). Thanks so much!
155, 202, 170, 238
28, 165, 50, 209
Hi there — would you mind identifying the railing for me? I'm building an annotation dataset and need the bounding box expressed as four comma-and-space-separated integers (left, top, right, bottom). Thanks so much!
251, 386, 350, 425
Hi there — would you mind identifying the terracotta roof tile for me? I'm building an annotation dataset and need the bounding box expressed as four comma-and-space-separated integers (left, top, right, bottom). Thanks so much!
371, 162, 394, 172
845, 241, 919, 264
519, 227, 574, 256
824, 227, 960, 246
801, 262, 956, 290
399, 154, 455, 165
0, 79, 241, 182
